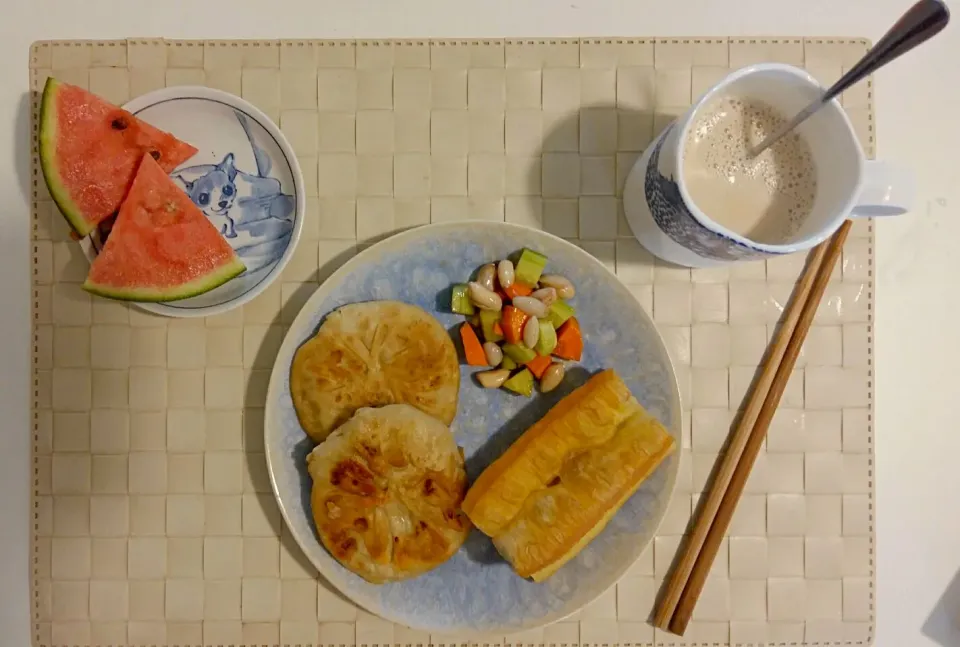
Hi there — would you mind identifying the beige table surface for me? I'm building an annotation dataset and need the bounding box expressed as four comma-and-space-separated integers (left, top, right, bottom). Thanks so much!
2, 2, 959, 647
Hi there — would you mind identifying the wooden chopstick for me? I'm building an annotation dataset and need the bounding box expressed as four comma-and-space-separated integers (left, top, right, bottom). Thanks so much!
654, 220, 853, 634
652, 233, 830, 629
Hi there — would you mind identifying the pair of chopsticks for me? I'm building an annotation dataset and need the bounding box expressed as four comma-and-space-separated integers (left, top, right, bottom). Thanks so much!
654, 220, 853, 635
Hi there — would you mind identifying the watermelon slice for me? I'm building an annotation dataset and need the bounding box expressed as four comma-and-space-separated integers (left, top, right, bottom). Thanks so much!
82, 154, 246, 302
39, 78, 198, 237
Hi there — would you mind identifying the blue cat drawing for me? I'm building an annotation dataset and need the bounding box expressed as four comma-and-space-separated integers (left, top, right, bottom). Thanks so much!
173, 111, 295, 275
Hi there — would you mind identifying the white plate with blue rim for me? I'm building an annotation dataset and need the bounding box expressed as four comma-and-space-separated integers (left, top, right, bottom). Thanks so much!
79, 86, 305, 318
264, 221, 682, 635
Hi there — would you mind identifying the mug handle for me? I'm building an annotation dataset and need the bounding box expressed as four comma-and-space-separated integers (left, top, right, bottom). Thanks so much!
850, 159, 915, 217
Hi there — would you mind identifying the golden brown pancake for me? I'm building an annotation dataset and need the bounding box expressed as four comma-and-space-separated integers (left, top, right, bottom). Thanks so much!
306, 404, 471, 583
290, 301, 460, 443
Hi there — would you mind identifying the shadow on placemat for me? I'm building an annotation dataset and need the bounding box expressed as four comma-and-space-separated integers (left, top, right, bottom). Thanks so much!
534, 102, 674, 244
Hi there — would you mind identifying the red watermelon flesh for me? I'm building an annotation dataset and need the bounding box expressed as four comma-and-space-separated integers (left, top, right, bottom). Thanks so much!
83, 154, 246, 302
39, 78, 198, 237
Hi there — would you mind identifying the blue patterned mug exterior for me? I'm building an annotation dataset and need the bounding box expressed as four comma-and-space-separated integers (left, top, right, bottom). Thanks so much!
264, 222, 682, 635
623, 64, 913, 268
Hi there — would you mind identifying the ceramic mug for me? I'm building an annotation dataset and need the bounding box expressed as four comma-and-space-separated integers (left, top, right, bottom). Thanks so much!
622, 63, 914, 268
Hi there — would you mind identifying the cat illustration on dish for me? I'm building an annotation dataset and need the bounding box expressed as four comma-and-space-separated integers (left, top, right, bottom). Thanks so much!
173, 111, 295, 274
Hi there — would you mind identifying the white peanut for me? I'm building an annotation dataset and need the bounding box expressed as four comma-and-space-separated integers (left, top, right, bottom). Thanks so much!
540, 363, 565, 393
476, 369, 510, 389
497, 260, 515, 289
539, 274, 575, 299
477, 264, 497, 291
468, 282, 503, 311
523, 316, 540, 348
482, 341, 503, 367
512, 295, 549, 318
531, 287, 558, 307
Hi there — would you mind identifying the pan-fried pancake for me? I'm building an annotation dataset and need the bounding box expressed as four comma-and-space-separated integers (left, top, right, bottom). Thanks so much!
306, 404, 471, 583
290, 301, 460, 443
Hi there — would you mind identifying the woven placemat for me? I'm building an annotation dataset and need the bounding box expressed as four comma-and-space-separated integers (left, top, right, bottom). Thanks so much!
29, 37, 876, 647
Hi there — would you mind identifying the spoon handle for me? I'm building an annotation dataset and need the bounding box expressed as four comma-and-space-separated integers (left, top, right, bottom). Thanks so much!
823, 0, 950, 102
751, 0, 949, 156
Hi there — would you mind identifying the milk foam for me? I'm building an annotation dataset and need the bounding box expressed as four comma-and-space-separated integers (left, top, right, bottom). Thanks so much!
682, 95, 817, 244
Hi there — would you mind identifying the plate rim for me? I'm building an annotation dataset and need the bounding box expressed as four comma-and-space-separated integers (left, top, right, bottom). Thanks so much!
263, 220, 683, 634
78, 85, 306, 319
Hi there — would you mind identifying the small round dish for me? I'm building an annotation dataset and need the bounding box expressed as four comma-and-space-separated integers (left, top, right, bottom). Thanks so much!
264, 222, 682, 635
78, 86, 304, 318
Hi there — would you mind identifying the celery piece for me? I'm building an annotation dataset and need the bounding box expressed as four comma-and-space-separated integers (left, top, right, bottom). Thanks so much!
501, 355, 518, 370
502, 343, 537, 364
547, 299, 575, 329
535, 320, 558, 356
451, 284, 475, 315
479, 309, 504, 343
503, 368, 535, 397
514, 248, 548, 286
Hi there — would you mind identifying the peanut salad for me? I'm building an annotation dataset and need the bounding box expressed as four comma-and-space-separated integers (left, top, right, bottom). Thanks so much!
450, 248, 583, 397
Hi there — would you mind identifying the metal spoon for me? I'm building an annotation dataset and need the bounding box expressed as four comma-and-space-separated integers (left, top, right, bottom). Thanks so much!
750, 0, 950, 157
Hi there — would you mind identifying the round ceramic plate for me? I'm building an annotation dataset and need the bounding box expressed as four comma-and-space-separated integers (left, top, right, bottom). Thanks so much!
79, 86, 305, 318
264, 222, 681, 634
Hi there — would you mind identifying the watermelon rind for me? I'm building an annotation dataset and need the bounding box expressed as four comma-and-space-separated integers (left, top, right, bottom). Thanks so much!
38, 78, 94, 236
82, 256, 247, 303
